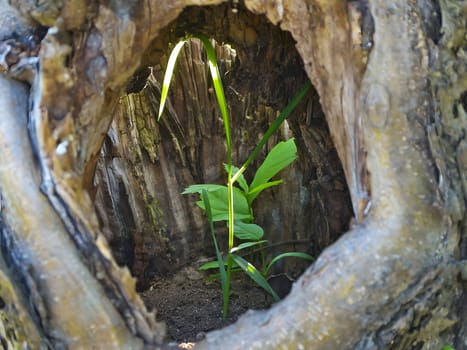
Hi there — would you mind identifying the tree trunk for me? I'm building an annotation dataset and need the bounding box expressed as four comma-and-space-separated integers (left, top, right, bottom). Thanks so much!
0, 0, 465, 349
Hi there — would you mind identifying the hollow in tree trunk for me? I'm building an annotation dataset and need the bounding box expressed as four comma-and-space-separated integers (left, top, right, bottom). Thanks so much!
0, 0, 465, 349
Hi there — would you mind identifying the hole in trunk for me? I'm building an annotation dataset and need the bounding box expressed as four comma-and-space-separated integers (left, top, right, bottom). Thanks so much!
93, 3, 353, 344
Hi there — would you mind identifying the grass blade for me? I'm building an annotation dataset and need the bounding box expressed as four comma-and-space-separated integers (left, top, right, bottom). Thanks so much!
264, 252, 314, 276
157, 40, 187, 120
201, 189, 229, 318
231, 254, 280, 301
195, 35, 231, 164
231, 81, 311, 184
207, 267, 242, 281
194, 35, 235, 272
200, 259, 240, 271
230, 240, 268, 253
199, 260, 226, 271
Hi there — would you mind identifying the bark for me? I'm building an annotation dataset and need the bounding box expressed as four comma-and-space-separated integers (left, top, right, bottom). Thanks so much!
0, 73, 149, 349
0, 0, 465, 349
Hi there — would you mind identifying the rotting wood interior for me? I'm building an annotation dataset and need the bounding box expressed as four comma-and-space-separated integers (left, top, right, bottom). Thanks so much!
92, 2, 353, 339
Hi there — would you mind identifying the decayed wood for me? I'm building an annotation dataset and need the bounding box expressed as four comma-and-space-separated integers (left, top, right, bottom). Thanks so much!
0, 0, 464, 348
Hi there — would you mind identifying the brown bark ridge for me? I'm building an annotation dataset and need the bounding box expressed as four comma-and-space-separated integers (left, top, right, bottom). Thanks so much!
0, 0, 464, 349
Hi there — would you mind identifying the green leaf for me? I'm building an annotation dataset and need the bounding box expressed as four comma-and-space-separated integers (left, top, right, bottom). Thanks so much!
247, 139, 297, 205
442, 346, 455, 350
231, 254, 280, 301
196, 186, 251, 222
201, 189, 213, 222
248, 139, 297, 203
199, 260, 226, 270
231, 221, 264, 241
264, 252, 314, 276
182, 184, 226, 195
184, 185, 251, 222
200, 259, 241, 271
157, 40, 187, 120
195, 35, 232, 166
230, 240, 268, 253
207, 266, 242, 281
247, 180, 283, 196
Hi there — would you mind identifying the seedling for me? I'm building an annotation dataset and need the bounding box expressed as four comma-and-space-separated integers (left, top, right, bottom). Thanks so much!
158, 35, 313, 318
184, 139, 313, 279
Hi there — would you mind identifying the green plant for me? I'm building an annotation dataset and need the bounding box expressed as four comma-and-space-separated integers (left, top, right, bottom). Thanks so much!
443, 346, 455, 350
183, 139, 313, 275
158, 35, 312, 318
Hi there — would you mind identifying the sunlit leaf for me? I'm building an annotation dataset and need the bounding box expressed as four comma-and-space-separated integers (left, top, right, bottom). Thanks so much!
250, 138, 297, 190
183, 185, 251, 221
231, 254, 279, 301
192, 186, 251, 222
249, 139, 297, 203
230, 240, 268, 253
157, 40, 187, 120
195, 35, 231, 164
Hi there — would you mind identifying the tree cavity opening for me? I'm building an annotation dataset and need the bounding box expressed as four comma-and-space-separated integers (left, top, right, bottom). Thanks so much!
92, 2, 353, 343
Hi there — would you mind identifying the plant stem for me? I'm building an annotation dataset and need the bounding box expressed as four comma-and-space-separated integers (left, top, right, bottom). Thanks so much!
224, 254, 232, 317
259, 241, 265, 273
225, 167, 234, 319
196, 34, 235, 318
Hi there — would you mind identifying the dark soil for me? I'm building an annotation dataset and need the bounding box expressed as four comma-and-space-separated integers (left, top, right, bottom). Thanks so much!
141, 263, 276, 344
